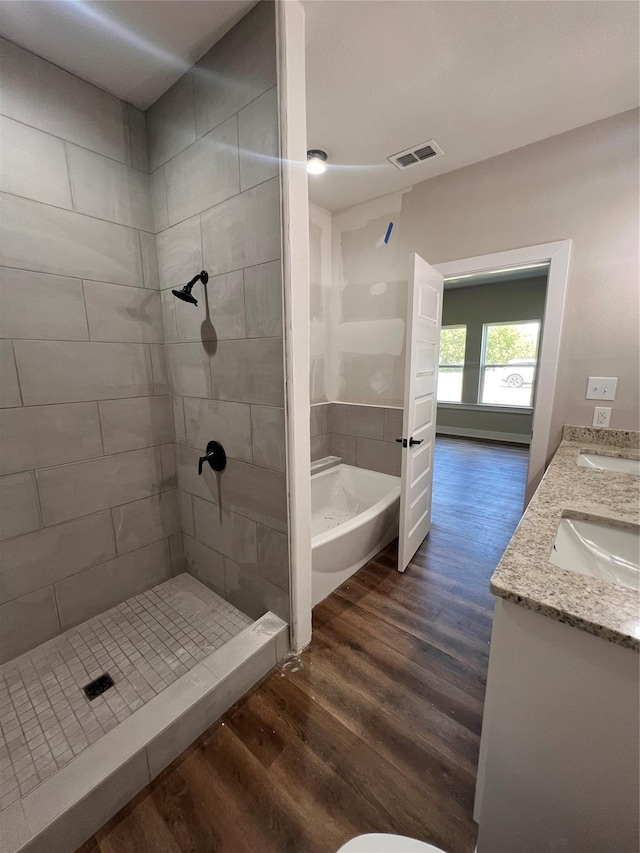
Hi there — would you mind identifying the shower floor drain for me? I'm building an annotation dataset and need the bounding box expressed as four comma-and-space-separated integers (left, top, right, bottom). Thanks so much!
83, 673, 115, 700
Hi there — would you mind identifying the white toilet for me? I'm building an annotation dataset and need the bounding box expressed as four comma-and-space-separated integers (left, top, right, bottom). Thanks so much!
336, 833, 445, 852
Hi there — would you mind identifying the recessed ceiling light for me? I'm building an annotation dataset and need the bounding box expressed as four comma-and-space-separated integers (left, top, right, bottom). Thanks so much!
307, 149, 328, 175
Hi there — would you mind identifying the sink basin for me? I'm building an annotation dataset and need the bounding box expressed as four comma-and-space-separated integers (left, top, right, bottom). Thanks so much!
550, 518, 639, 591
577, 453, 640, 475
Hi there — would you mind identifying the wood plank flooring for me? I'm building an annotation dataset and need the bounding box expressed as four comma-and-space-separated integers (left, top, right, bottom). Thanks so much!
79, 437, 529, 853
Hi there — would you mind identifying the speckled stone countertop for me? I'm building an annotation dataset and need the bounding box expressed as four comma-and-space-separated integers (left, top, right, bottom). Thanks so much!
491, 426, 640, 651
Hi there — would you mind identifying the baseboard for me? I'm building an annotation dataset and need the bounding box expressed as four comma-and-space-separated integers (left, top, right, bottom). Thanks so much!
436, 426, 530, 445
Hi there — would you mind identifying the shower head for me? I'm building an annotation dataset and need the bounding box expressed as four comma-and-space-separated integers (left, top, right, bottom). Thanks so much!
171, 270, 209, 307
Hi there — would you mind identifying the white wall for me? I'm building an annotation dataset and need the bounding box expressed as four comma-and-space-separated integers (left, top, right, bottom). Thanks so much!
309, 202, 332, 403
326, 110, 639, 452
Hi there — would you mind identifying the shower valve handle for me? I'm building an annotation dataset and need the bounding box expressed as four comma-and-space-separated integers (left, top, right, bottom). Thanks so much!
198, 440, 227, 474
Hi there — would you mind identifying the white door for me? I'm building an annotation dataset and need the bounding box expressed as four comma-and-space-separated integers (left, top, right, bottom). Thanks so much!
397, 254, 444, 572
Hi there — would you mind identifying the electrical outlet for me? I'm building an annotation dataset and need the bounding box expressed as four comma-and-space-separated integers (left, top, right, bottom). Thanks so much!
593, 407, 611, 428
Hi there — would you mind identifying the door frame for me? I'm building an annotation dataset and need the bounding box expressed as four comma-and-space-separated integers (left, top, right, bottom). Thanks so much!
435, 240, 571, 503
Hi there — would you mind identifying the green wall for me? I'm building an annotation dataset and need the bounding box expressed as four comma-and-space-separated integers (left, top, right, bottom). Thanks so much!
437, 276, 547, 441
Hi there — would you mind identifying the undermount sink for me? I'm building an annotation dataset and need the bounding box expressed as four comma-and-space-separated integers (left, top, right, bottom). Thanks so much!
550, 517, 640, 591
577, 453, 640, 475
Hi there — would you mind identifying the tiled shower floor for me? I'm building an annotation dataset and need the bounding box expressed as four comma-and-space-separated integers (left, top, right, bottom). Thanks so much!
0, 574, 252, 810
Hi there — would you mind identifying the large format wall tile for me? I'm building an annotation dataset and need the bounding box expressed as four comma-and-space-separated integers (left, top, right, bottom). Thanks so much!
256, 524, 289, 590
210, 337, 284, 406
0, 341, 21, 408
192, 495, 257, 568
67, 144, 153, 232
201, 177, 280, 276
127, 104, 149, 172
0, 512, 115, 604
0, 38, 131, 164
183, 534, 225, 597
147, 73, 196, 171
174, 270, 246, 342
164, 116, 239, 225
150, 344, 170, 394
250, 405, 285, 472
224, 556, 288, 621
166, 343, 211, 398
156, 215, 202, 290
0, 116, 72, 209
244, 260, 283, 338
238, 87, 279, 191
0, 472, 41, 541
356, 436, 402, 477
176, 444, 218, 504
0, 194, 143, 286
83, 281, 163, 343
0, 268, 89, 341
150, 167, 169, 232
193, 1, 276, 138
36, 447, 162, 526
55, 539, 172, 629
140, 232, 160, 289
0, 587, 60, 664
14, 340, 154, 405
183, 397, 252, 462
98, 396, 174, 454
112, 491, 179, 555
0, 402, 103, 475
329, 403, 385, 439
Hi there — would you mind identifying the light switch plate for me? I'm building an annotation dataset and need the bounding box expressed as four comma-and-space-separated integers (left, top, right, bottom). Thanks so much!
586, 376, 617, 400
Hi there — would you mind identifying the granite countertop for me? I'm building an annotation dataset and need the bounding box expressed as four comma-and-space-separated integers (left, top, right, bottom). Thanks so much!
491, 426, 640, 651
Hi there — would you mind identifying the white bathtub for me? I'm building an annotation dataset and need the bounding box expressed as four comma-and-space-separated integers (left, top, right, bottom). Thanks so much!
311, 464, 401, 606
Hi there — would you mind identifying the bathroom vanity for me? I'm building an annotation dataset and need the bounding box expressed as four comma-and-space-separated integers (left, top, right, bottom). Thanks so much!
474, 426, 640, 853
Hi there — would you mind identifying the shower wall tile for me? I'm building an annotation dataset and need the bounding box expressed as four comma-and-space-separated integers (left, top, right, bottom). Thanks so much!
0, 193, 143, 286
169, 530, 185, 574
164, 116, 239, 225
329, 433, 357, 466
0, 116, 72, 209
0, 512, 115, 604
216, 459, 287, 533
112, 491, 180, 555
83, 281, 163, 343
193, 1, 276, 138
147, 72, 196, 171
0, 472, 41, 541
67, 144, 154, 232
183, 397, 252, 462
250, 405, 286, 472
244, 260, 283, 338
224, 557, 288, 622
161, 442, 177, 489
0, 587, 60, 665
238, 87, 279, 191
310, 403, 329, 437
150, 343, 170, 394
176, 444, 219, 505
210, 337, 284, 406
192, 495, 257, 569
127, 104, 149, 172
201, 177, 281, 276
14, 340, 154, 405
156, 215, 203, 290
150, 166, 169, 232
183, 534, 225, 598
311, 434, 331, 462
98, 395, 174, 454
178, 489, 194, 537
0, 402, 103, 476
173, 397, 187, 445
140, 232, 160, 289
55, 539, 172, 629
383, 407, 404, 442
0, 37, 131, 165
166, 343, 212, 398
325, 403, 403, 476
36, 446, 163, 526
0, 341, 21, 408
175, 270, 246, 342
256, 524, 289, 590
161, 289, 179, 343
0, 268, 89, 341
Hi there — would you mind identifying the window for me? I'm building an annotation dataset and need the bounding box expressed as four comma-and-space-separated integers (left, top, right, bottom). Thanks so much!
438, 325, 467, 403
480, 321, 541, 407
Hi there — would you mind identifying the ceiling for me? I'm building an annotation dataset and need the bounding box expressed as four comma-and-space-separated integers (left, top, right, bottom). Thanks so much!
303, 0, 639, 212
0, 1, 256, 110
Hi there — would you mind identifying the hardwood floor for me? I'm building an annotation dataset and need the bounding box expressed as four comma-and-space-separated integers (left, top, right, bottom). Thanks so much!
79, 437, 529, 853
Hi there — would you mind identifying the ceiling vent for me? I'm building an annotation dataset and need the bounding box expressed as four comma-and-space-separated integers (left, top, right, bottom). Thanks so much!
387, 139, 443, 170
